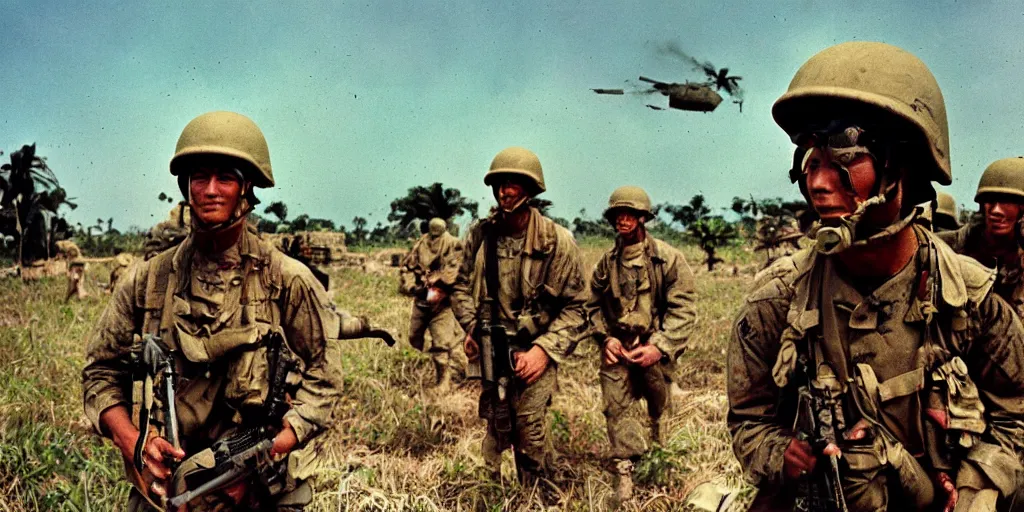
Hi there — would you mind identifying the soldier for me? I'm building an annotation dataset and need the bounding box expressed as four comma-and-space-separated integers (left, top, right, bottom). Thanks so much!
399, 217, 467, 390
144, 202, 191, 260
82, 111, 387, 510
938, 158, 1024, 317
107, 248, 135, 292
728, 42, 1024, 512
452, 146, 587, 484
585, 186, 697, 503
933, 191, 961, 232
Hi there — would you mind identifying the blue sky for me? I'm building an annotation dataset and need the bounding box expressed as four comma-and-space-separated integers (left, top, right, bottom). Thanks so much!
3, 0, 1024, 232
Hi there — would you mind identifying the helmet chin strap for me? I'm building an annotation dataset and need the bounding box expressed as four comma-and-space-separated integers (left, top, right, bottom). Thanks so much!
493, 187, 530, 215
807, 173, 919, 255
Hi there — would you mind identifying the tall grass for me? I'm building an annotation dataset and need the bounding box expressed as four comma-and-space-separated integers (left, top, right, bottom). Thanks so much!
0, 241, 759, 511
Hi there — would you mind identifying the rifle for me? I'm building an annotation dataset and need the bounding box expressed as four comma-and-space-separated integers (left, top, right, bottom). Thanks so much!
476, 219, 541, 481
793, 355, 849, 512
168, 330, 297, 509
124, 334, 181, 510
477, 302, 519, 462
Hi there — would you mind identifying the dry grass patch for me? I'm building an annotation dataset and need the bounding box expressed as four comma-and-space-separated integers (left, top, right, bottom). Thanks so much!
0, 240, 759, 511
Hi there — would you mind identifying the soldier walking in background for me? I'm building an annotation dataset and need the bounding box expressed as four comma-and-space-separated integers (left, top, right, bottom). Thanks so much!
938, 157, 1024, 317
452, 146, 587, 485
933, 191, 961, 232
399, 217, 468, 390
107, 248, 134, 292
728, 42, 1024, 511
585, 186, 697, 504
82, 111, 389, 510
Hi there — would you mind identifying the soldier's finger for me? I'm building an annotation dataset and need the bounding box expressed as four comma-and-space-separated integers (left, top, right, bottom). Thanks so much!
142, 454, 170, 480
604, 348, 619, 364
822, 442, 842, 458
943, 488, 958, 512
145, 439, 166, 464
151, 481, 168, 497
843, 419, 871, 441
152, 437, 184, 460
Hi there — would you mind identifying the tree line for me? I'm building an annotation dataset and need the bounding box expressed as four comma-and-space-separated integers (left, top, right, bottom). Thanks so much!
1, 144, 813, 270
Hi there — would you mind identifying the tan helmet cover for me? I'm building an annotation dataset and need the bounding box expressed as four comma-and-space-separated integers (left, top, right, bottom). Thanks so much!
773, 41, 950, 185
484, 146, 545, 195
428, 217, 446, 236
603, 185, 654, 223
935, 191, 959, 219
975, 157, 1024, 203
170, 111, 274, 188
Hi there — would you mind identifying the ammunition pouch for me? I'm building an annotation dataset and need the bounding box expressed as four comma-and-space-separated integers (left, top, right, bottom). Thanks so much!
851, 364, 938, 508
931, 357, 986, 439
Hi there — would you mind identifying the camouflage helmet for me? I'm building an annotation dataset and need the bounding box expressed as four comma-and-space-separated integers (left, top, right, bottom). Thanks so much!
934, 191, 959, 220
428, 217, 446, 236
170, 111, 274, 188
975, 157, 1024, 203
484, 146, 545, 196
773, 42, 950, 185
603, 185, 654, 223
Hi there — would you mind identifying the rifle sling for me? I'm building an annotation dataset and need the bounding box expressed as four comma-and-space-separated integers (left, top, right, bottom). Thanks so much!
484, 221, 502, 329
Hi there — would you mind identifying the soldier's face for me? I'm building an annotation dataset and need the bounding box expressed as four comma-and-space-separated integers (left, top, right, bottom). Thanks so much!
615, 210, 642, 237
982, 198, 1022, 239
189, 167, 243, 225
496, 180, 528, 212
804, 148, 877, 220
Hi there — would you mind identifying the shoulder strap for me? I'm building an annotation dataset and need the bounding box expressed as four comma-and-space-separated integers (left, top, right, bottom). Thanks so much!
484, 222, 502, 325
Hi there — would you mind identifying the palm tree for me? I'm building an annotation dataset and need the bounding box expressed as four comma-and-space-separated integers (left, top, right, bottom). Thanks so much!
0, 144, 74, 266
688, 217, 737, 271
388, 183, 479, 234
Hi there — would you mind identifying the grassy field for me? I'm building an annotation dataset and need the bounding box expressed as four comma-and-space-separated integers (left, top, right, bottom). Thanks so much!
0, 240, 764, 511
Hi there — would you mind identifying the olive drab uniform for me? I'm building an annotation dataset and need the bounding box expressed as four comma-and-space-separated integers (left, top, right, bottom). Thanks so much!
451, 207, 587, 477
83, 225, 345, 511
399, 225, 468, 381
108, 252, 135, 292
587, 236, 697, 465
938, 157, 1024, 319
938, 221, 1024, 320
728, 227, 1024, 511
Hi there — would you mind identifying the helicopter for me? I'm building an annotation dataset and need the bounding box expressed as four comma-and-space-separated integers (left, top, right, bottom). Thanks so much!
593, 45, 744, 113
593, 77, 726, 113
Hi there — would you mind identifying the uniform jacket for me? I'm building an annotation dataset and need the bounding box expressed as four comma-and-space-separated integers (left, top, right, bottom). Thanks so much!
82, 225, 344, 480
938, 221, 1024, 318
728, 227, 1024, 502
451, 207, 587, 365
586, 235, 697, 363
399, 231, 462, 295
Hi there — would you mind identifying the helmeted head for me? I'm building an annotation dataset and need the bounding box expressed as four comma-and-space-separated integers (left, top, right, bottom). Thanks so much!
932, 191, 960, 231
774, 42, 948, 254
428, 217, 447, 237
975, 157, 1024, 240
484, 147, 545, 213
170, 111, 272, 230
603, 186, 654, 238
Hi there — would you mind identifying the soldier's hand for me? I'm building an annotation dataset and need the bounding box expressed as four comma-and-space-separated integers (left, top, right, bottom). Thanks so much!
464, 333, 480, 362
514, 345, 550, 385
141, 435, 185, 483
820, 418, 871, 459
270, 419, 299, 458
603, 337, 625, 365
626, 345, 663, 368
936, 471, 957, 512
783, 438, 817, 481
